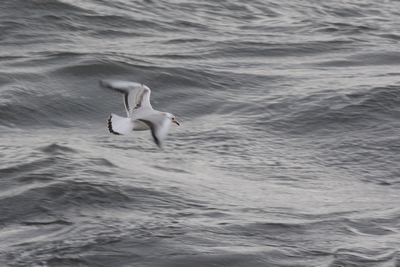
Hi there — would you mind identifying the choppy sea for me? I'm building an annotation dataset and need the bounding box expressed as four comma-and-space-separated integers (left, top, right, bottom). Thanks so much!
1, 0, 400, 266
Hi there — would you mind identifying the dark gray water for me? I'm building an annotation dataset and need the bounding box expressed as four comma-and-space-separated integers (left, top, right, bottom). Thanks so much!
1, 0, 400, 266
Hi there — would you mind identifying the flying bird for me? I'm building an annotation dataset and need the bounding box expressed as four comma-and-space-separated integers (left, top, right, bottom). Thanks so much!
100, 80, 179, 147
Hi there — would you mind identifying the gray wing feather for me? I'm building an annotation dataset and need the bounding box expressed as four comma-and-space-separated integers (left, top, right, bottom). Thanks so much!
100, 80, 153, 117
138, 114, 171, 147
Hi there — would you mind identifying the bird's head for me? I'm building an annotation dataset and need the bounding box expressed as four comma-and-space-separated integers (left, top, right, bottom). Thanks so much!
166, 113, 180, 126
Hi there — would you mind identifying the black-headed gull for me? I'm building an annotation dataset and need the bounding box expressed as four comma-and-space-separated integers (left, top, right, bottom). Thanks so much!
100, 80, 179, 147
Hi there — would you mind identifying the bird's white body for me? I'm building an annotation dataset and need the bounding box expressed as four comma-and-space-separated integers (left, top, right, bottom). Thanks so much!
100, 80, 179, 147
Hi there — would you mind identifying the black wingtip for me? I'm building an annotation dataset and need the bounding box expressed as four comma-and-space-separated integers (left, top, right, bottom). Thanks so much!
99, 80, 112, 90
107, 115, 121, 135
152, 132, 162, 147
138, 119, 162, 148
99, 80, 128, 95
99, 79, 107, 88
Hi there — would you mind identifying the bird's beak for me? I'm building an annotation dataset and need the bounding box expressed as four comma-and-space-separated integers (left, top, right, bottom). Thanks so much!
172, 119, 180, 126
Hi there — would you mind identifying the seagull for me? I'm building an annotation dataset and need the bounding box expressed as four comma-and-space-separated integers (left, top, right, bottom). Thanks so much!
99, 80, 179, 147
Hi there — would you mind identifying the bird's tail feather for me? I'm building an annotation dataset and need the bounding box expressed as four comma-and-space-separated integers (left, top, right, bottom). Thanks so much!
107, 114, 134, 135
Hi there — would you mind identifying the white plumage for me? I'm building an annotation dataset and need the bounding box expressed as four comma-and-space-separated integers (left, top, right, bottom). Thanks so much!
100, 80, 180, 147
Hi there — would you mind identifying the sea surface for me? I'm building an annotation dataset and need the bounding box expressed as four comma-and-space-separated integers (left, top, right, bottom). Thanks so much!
1, 0, 400, 266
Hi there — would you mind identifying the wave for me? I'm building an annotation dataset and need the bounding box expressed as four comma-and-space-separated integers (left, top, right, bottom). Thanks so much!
0, 88, 98, 129
253, 85, 400, 136
2, 1, 400, 266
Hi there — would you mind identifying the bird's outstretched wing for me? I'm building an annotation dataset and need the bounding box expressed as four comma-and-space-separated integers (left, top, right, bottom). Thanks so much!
100, 80, 153, 117
138, 113, 172, 147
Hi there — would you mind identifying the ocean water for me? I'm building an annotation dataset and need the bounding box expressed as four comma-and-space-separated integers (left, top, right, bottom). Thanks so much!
1, 0, 400, 266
